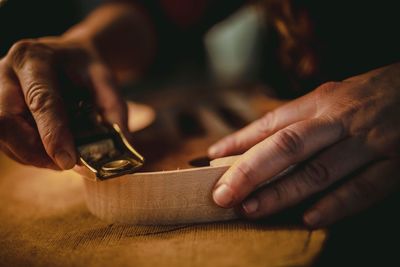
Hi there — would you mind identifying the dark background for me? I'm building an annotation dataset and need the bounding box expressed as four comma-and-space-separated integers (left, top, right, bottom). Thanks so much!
0, 0, 83, 56
1, 1, 400, 266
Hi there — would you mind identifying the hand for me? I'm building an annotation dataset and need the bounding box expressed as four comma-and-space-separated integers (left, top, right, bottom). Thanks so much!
208, 63, 400, 228
0, 37, 127, 170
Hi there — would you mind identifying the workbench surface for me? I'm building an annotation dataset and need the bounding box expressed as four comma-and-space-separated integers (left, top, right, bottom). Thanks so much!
1, 88, 328, 267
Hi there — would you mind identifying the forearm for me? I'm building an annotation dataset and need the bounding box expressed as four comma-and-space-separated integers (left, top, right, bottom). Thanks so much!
62, 2, 156, 83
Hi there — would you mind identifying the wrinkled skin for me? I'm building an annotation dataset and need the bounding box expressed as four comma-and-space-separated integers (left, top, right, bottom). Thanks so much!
209, 63, 400, 228
0, 37, 127, 170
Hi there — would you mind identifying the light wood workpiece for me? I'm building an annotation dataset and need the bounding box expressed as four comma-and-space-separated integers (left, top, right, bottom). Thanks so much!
0, 87, 327, 267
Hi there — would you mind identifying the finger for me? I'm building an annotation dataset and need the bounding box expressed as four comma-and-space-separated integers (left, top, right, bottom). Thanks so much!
240, 136, 375, 218
0, 66, 59, 170
303, 159, 400, 228
0, 142, 25, 165
213, 116, 345, 208
9, 41, 76, 169
208, 92, 318, 158
0, 62, 27, 115
0, 115, 60, 170
88, 62, 128, 131
2, 142, 59, 170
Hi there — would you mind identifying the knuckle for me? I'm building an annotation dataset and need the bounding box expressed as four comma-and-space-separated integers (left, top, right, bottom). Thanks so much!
316, 81, 340, 96
257, 111, 275, 135
235, 162, 258, 188
301, 160, 331, 188
334, 99, 363, 125
25, 83, 56, 114
273, 128, 304, 158
292, 178, 307, 197
322, 114, 346, 138
367, 126, 400, 157
8, 39, 35, 68
9, 39, 35, 55
8, 39, 55, 69
270, 183, 289, 202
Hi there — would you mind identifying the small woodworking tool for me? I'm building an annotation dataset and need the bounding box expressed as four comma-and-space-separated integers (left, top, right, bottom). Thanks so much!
66, 87, 144, 180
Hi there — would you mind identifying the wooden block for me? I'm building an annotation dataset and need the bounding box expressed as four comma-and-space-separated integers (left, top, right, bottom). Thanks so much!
83, 165, 237, 225
0, 89, 328, 266
0, 152, 327, 267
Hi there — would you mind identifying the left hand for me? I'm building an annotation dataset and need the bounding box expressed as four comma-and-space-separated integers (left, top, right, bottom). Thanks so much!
208, 63, 400, 228
0, 37, 128, 170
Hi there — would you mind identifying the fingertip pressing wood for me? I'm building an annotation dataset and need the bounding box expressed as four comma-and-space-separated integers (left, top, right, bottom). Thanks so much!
0, 90, 329, 266
81, 92, 293, 225
82, 100, 241, 225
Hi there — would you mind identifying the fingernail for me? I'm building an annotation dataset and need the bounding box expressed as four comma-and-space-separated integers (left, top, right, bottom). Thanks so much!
213, 184, 235, 207
208, 145, 222, 158
242, 198, 259, 214
55, 151, 75, 170
304, 210, 321, 227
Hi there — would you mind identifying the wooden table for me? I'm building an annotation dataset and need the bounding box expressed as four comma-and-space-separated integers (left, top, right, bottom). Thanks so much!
0, 87, 328, 267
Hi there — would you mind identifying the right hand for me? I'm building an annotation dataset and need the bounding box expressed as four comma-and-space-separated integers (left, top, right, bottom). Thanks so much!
0, 37, 127, 170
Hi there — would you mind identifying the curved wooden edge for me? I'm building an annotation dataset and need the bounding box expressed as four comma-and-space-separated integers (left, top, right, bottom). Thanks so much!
76, 155, 242, 181
82, 156, 242, 225
81, 152, 300, 225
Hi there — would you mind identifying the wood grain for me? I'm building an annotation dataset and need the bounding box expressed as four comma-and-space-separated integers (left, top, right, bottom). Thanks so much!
83, 153, 297, 225
84, 165, 237, 225
0, 88, 328, 266
0, 153, 326, 267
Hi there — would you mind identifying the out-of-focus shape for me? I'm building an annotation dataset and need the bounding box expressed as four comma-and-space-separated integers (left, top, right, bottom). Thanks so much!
205, 5, 267, 86
127, 101, 156, 132
0, 0, 8, 7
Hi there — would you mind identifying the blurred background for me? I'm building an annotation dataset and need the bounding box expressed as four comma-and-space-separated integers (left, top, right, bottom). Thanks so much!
0, 0, 83, 54
1, 1, 400, 100
1, 2, 400, 266
0, 0, 269, 94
